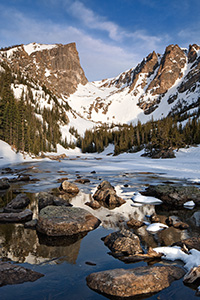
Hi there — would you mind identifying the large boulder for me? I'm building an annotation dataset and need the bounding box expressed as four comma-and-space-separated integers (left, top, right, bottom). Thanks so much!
142, 184, 200, 207
4, 193, 30, 212
0, 209, 33, 223
102, 229, 143, 256
86, 265, 185, 298
36, 206, 101, 236
93, 181, 125, 208
0, 262, 44, 286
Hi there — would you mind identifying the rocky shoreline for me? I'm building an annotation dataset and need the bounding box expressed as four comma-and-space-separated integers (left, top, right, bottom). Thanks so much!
0, 166, 199, 298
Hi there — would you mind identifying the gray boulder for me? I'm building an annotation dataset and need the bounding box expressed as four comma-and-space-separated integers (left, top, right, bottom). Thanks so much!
36, 206, 101, 236
86, 265, 185, 298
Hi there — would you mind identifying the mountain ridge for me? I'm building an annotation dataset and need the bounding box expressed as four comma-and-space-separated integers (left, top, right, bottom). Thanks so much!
0, 41, 200, 155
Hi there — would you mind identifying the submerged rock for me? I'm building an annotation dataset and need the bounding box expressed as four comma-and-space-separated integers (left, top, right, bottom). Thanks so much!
86, 265, 185, 298
37, 206, 101, 236
142, 184, 200, 207
93, 180, 125, 209
0, 262, 44, 286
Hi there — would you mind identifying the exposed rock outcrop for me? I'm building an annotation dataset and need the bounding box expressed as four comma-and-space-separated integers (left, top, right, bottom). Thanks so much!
0, 42, 87, 97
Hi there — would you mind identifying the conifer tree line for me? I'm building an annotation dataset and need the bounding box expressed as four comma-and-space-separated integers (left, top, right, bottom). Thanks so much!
79, 113, 200, 156
0, 63, 68, 155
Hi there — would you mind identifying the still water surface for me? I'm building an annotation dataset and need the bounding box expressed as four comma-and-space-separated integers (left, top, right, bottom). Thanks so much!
0, 157, 199, 299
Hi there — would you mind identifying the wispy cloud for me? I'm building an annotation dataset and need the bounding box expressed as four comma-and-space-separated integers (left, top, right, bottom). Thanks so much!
68, 0, 123, 41
0, 1, 171, 80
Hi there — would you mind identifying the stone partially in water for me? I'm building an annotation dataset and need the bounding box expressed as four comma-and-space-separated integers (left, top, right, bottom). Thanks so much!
172, 237, 200, 251
4, 193, 30, 212
93, 180, 125, 209
102, 229, 143, 256
142, 184, 200, 207
86, 265, 185, 298
0, 262, 44, 286
0, 209, 33, 223
37, 206, 101, 236
60, 181, 79, 194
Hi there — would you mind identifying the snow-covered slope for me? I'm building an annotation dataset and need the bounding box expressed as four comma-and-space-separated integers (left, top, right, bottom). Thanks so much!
67, 44, 200, 125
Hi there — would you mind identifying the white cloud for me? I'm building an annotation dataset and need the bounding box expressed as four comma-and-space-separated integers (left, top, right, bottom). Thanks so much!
68, 0, 122, 41
0, 2, 170, 81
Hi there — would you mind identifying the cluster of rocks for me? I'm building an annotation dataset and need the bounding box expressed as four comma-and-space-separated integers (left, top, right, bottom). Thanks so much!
86, 226, 200, 298
0, 178, 101, 286
0, 174, 200, 298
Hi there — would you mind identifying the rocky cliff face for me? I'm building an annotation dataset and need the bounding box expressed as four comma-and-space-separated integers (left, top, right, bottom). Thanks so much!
67, 43, 200, 124
0, 42, 88, 96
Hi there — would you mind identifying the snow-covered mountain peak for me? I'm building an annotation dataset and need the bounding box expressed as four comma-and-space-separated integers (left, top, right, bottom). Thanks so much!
23, 42, 58, 56
67, 43, 200, 125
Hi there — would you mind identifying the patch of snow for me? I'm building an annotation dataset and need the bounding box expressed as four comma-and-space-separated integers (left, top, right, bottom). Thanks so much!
23, 43, 57, 56
146, 222, 168, 232
154, 246, 200, 270
0, 140, 33, 166
184, 200, 195, 208
45, 68, 51, 77
132, 192, 162, 204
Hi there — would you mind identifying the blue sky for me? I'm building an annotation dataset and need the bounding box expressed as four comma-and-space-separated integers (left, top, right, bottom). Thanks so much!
0, 0, 200, 81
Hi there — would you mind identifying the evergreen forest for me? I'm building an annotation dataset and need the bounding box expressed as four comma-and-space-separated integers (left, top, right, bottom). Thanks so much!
0, 64, 68, 155
0, 63, 200, 157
